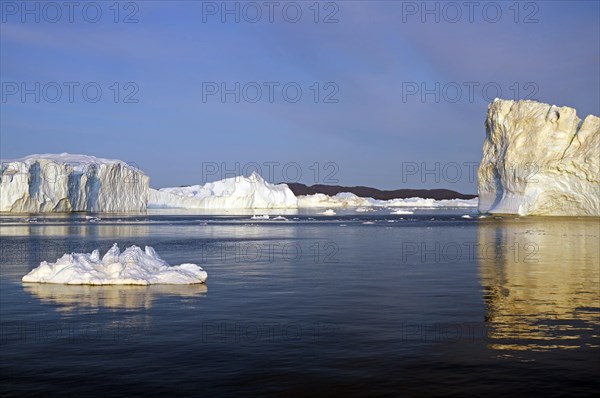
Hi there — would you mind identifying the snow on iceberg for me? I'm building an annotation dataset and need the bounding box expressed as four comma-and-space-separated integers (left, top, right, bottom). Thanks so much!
478, 99, 599, 216
22, 244, 207, 285
148, 172, 297, 209
0, 153, 149, 212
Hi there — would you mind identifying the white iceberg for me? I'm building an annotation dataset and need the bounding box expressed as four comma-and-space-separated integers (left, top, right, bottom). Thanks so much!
391, 209, 414, 215
297, 192, 477, 209
0, 153, 149, 212
478, 99, 599, 216
321, 209, 336, 215
297, 192, 375, 208
22, 244, 207, 285
149, 172, 297, 209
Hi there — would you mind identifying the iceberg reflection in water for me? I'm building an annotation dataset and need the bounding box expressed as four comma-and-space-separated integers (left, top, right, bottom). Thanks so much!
23, 283, 207, 312
478, 217, 600, 352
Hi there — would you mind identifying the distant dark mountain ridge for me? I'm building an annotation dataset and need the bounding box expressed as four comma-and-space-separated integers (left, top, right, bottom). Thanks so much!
284, 183, 477, 200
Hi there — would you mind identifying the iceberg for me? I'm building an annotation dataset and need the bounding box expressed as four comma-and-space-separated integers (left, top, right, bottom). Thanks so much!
148, 172, 298, 209
22, 244, 207, 285
297, 192, 478, 209
478, 99, 599, 216
0, 153, 149, 212
297, 192, 374, 208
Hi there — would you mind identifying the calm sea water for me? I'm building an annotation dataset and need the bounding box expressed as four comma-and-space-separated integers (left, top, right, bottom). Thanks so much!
1, 209, 599, 397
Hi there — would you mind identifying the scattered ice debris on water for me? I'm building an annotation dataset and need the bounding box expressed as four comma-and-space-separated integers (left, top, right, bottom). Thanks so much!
251, 215, 270, 220
25, 218, 38, 223
321, 209, 336, 216
86, 216, 101, 222
362, 221, 376, 225
22, 244, 207, 285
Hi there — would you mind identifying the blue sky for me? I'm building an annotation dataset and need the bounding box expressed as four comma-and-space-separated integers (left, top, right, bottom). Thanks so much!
1, 1, 599, 193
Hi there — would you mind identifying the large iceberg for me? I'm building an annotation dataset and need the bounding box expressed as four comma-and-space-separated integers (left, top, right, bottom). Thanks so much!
148, 172, 298, 209
0, 153, 149, 212
22, 244, 207, 285
478, 99, 599, 216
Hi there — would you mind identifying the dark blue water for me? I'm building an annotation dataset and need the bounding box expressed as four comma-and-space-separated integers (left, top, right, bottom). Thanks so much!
1, 209, 599, 397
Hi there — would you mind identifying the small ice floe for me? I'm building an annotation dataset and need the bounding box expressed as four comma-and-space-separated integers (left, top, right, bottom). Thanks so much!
25, 218, 38, 223
391, 209, 414, 215
86, 216, 101, 222
478, 215, 487, 219
22, 244, 207, 285
272, 216, 289, 221
251, 215, 270, 220
340, 224, 347, 227
362, 221, 376, 225
461, 215, 472, 219
355, 207, 374, 213
321, 209, 336, 216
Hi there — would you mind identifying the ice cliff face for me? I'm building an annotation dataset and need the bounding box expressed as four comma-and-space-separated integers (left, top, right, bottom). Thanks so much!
0, 153, 149, 212
478, 99, 599, 216
148, 172, 298, 209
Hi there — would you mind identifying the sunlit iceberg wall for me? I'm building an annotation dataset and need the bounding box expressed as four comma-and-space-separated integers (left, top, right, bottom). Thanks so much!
0, 153, 149, 212
478, 99, 599, 216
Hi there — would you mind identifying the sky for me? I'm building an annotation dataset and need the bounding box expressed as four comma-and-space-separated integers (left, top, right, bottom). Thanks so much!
1, 0, 599, 193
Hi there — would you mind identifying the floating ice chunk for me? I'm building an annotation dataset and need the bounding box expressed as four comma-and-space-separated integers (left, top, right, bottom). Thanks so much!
321, 209, 336, 216
461, 215, 472, 219
272, 216, 289, 221
22, 244, 207, 285
251, 215, 270, 220
391, 209, 414, 215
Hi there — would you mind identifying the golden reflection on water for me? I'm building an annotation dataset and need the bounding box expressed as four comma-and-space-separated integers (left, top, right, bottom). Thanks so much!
478, 217, 600, 352
23, 283, 207, 312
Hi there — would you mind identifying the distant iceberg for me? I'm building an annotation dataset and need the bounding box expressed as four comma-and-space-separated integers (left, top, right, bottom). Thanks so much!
0, 153, 148, 212
297, 192, 477, 209
148, 172, 298, 209
22, 244, 207, 285
1, 154, 478, 212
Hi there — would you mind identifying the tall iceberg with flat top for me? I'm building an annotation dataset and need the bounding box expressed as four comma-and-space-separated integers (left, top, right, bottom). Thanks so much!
478, 99, 599, 216
0, 153, 149, 212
